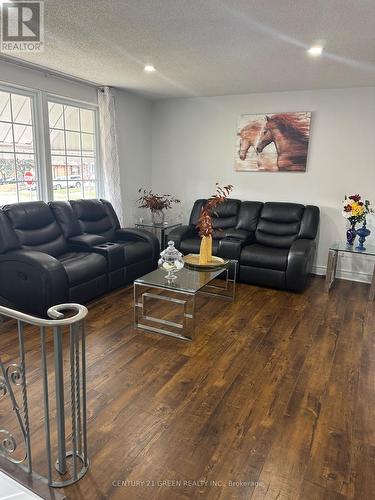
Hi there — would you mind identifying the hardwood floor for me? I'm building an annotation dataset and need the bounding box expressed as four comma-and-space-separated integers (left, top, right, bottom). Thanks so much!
0, 276, 374, 499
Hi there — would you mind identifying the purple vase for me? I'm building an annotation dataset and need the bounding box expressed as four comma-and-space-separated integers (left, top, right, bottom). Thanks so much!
346, 223, 357, 246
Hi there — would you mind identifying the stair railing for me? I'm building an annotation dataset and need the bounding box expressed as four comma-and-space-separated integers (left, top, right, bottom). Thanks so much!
0, 303, 89, 488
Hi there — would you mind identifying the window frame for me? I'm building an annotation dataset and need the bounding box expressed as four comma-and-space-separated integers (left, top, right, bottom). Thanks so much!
0, 81, 101, 204
45, 94, 102, 202
0, 83, 43, 203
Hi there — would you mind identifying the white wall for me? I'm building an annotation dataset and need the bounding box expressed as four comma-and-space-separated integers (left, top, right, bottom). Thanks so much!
115, 89, 152, 225
151, 87, 375, 282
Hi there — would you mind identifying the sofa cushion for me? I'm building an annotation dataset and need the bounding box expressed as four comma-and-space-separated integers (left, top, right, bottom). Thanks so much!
189, 199, 206, 226
260, 202, 305, 223
236, 201, 263, 232
240, 244, 289, 271
212, 199, 241, 230
255, 202, 305, 249
3, 201, 68, 257
180, 237, 219, 256
117, 240, 153, 265
70, 199, 116, 240
58, 252, 107, 287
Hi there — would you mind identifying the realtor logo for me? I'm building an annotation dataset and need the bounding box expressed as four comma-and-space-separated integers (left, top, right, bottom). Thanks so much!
1, 1, 44, 52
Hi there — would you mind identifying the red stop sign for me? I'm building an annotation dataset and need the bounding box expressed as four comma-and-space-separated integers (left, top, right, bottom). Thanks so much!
24, 171, 34, 185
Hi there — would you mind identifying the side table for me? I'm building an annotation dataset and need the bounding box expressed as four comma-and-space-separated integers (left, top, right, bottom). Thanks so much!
135, 221, 182, 249
325, 241, 375, 300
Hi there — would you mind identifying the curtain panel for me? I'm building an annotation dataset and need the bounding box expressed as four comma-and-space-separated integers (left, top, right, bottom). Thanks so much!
98, 87, 123, 224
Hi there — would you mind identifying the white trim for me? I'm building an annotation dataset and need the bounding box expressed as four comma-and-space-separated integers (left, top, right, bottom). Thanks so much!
46, 94, 101, 199
39, 91, 53, 200
45, 92, 98, 110
0, 83, 41, 203
312, 264, 372, 284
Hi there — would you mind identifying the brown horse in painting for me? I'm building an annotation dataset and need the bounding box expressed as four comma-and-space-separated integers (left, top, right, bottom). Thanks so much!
256, 114, 310, 171
237, 121, 263, 160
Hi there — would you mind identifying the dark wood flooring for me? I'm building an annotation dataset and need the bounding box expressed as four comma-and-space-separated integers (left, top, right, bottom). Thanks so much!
0, 276, 374, 500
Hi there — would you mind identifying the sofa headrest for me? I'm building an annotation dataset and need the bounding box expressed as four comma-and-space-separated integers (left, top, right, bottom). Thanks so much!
3, 201, 55, 230
49, 201, 82, 238
0, 211, 20, 253
212, 199, 241, 218
260, 202, 305, 223
3, 201, 67, 256
69, 199, 116, 240
189, 199, 206, 226
70, 199, 109, 222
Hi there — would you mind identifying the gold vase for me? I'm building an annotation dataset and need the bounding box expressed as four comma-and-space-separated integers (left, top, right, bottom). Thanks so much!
199, 235, 213, 264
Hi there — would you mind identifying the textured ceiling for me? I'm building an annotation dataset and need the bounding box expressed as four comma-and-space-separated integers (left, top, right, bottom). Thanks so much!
7, 0, 375, 98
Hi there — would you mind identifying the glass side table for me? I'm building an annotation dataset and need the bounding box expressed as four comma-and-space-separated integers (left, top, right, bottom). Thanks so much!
325, 241, 375, 300
134, 221, 182, 249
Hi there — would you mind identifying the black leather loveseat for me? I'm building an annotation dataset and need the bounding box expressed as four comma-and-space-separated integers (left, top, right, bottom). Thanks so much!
0, 199, 159, 316
169, 199, 319, 292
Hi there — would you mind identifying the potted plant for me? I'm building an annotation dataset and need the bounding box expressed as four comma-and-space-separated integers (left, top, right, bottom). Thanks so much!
342, 194, 373, 247
197, 183, 233, 264
137, 189, 180, 224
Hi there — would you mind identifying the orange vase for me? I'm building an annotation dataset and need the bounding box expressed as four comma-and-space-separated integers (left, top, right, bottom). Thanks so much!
199, 235, 212, 264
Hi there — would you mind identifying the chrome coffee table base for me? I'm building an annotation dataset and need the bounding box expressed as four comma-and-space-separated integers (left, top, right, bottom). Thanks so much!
134, 262, 237, 341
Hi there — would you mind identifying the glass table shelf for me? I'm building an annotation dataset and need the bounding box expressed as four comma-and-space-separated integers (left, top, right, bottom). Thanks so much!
329, 241, 375, 256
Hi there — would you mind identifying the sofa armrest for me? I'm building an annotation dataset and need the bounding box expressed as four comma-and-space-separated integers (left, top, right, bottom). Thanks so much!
223, 229, 254, 242
68, 233, 107, 249
286, 239, 316, 292
0, 250, 69, 317
116, 228, 160, 263
218, 237, 247, 260
168, 225, 197, 250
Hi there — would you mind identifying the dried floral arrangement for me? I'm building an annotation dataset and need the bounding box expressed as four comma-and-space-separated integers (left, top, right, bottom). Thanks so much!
137, 189, 181, 212
197, 183, 234, 237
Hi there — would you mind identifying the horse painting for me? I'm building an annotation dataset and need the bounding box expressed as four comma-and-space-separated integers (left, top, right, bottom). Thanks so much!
237, 121, 263, 160
235, 112, 311, 172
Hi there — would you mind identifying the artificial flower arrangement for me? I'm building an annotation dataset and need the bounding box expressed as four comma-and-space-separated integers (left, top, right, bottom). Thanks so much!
342, 194, 373, 247
197, 183, 234, 263
342, 194, 371, 223
137, 189, 180, 224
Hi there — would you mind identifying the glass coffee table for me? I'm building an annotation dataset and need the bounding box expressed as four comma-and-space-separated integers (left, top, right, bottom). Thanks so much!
134, 260, 237, 341
325, 241, 375, 300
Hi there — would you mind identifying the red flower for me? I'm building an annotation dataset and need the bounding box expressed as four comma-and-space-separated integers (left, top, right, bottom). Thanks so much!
344, 204, 352, 212
349, 194, 361, 202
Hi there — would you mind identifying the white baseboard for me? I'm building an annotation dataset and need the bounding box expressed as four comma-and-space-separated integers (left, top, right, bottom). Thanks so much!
312, 265, 372, 284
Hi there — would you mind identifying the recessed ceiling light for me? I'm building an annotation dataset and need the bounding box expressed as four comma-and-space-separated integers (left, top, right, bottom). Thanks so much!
307, 46, 323, 57
144, 65, 156, 73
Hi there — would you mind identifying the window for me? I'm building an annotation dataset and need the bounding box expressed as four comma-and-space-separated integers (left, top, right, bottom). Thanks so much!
48, 101, 98, 201
0, 89, 38, 203
0, 84, 100, 206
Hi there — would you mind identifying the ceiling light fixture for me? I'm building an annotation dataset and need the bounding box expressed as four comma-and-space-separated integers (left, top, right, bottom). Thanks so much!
307, 46, 323, 57
144, 65, 156, 73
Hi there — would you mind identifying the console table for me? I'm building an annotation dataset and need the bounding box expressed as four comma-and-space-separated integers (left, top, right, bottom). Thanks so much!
325, 241, 375, 300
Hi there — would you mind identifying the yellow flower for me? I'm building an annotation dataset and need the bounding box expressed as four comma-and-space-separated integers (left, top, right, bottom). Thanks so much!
351, 202, 364, 216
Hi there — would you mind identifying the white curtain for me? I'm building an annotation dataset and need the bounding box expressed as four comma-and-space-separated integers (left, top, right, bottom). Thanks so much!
97, 87, 124, 224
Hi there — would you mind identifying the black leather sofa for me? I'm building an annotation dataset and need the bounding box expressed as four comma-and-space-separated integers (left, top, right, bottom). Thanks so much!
0, 199, 159, 316
169, 199, 319, 292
